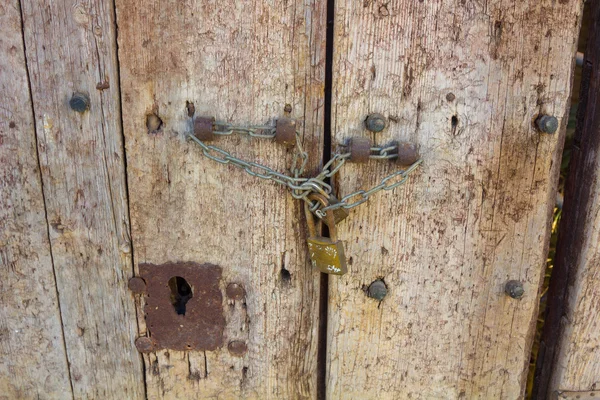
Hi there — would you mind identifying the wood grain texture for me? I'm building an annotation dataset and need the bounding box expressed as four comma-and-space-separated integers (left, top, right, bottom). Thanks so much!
546, 1, 600, 396
115, 0, 326, 398
328, 1, 582, 399
20, 0, 144, 397
0, 2, 72, 397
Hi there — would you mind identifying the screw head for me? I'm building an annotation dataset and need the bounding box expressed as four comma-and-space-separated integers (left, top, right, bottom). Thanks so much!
128, 277, 146, 294
505, 280, 524, 299
536, 115, 559, 134
367, 279, 388, 301
69, 93, 90, 113
365, 113, 387, 132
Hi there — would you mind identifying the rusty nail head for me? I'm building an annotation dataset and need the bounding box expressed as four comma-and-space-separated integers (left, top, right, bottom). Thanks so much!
69, 93, 90, 113
228, 340, 248, 356
348, 137, 372, 163
226, 283, 246, 301
135, 337, 156, 353
128, 276, 146, 294
365, 113, 387, 132
368, 279, 387, 301
505, 280, 524, 299
536, 115, 559, 134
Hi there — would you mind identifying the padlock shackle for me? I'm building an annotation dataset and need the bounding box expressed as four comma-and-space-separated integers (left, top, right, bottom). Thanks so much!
304, 201, 321, 237
307, 193, 337, 240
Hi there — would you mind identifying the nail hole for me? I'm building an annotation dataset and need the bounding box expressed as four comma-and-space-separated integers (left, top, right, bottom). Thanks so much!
451, 115, 459, 136
186, 101, 195, 117
146, 112, 163, 133
168, 276, 193, 315
451, 115, 458, 127
280, 267, 291, 282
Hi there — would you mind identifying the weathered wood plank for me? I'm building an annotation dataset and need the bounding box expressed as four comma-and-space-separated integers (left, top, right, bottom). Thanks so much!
116, 0, 326, 398
328, 1, 582, 398
542, 1, 600, 396
19, 0, 144, 397
0, 2, 72, 397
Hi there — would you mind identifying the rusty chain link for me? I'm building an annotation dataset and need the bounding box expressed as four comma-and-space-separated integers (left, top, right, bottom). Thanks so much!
186, 120, 421, 218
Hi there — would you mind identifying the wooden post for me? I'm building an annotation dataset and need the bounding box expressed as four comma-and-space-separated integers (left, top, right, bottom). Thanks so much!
535, 1, 600, 398
0, 2, 71, 396
328, 1, 583, 398
18, 0, 144, 397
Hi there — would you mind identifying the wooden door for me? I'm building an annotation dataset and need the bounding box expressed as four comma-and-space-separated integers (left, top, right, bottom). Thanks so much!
115, 0, 326, 398
328, 1, 583, 398
0, 0, 587, 398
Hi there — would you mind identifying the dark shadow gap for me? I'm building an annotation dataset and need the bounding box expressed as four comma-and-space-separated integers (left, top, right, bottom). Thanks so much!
529, 2, 593, 399
317, 0, 336, 398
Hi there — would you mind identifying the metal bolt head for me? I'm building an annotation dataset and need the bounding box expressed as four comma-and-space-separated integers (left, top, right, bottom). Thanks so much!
69, 93, 90, 113
365, 113, 387, 132
135, 336, 156, 353
226, 283, 246, 301
536, 115, 559, 134
128, 277, 146, 294
228, 340, 248, 357
505, 280, 524, 299
367, 279, 388, 301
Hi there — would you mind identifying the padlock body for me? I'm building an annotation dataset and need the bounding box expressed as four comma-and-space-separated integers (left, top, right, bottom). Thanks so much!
328, 194, 349, 224
306, 236, 347, 275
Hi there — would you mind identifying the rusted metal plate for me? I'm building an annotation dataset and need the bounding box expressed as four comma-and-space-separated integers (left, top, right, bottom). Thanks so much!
138, 262, 225, 351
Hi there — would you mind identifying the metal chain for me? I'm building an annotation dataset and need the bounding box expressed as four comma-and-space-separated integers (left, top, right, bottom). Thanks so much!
186, 122, 422, 218
213, 121, 277, 139
315, 159, 422, 217
337, 143, 402, 160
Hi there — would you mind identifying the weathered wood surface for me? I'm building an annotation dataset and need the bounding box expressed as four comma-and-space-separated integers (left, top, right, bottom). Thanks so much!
0, 2, 72, 397
328, 1, 582, 399
542, 1, 600, 396
19, 0, 144, 397
116, 0, 326, 398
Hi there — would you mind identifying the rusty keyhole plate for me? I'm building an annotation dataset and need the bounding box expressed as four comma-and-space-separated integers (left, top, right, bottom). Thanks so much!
138, 262, 225, 351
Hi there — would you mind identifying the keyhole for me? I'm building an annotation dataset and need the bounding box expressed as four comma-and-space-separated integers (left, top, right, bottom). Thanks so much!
168, 276, 193, 315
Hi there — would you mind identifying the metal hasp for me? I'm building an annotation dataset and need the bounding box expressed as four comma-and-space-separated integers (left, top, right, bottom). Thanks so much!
137, 262, 225, 352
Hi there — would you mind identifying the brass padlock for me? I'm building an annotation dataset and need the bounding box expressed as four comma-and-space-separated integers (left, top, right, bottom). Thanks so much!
304, 194, 347, 275
327, 194, 349, 224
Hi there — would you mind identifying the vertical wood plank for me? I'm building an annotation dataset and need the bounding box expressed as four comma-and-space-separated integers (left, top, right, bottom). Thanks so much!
329, 1, 582, 398
0, 2, 72, 397
116, 0, 326, 398
541, 1, 600, 396
19, 0, 145, 397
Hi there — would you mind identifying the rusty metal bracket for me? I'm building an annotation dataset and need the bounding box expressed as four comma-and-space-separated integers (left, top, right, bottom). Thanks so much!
134, 262, 225, 352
